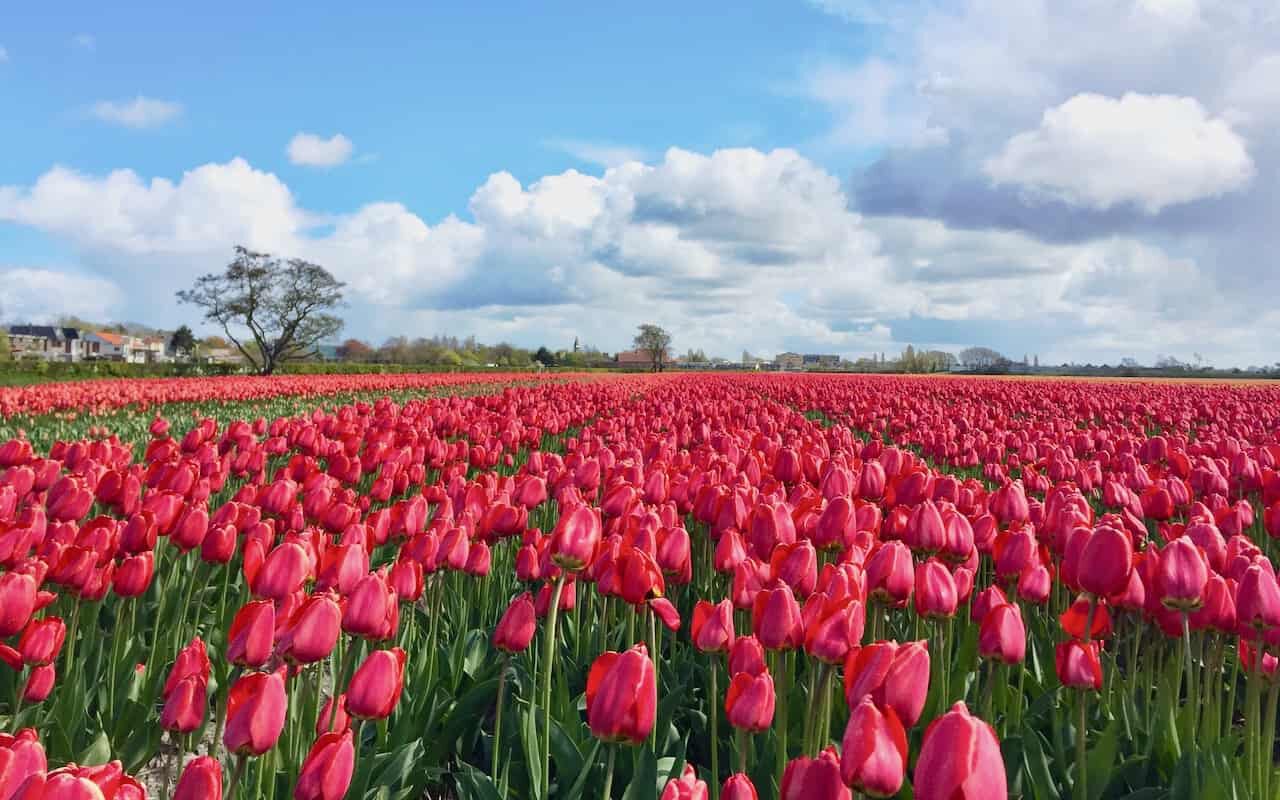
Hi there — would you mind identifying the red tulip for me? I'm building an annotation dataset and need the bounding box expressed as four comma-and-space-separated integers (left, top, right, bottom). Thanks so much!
913, 559, 958, 619
22, 664, 55, 703
1078, 526, 1132, 597
111, 552, 154, 598
585, 643, 657, 744
342, 571, 399, 641
844, 640, 930, 727
721, 774, 758, 800
174, 755, 222, 800
278, 593, 342, 665
804, 596, 864, 665
729, 635, 767, 677
661, 764, 709, 800
227, 600, 276, 669
549, 504, 602, 571
913, 702, 1007, 800
224, 667, 288, 755
251, 541, 312, 601
294, 730, 355, 800
866, 542, 913, 608
1017, 564, 1051, 604
0, 729, 46, 797
1056, 640, 1103, 691
163, 637, 211, 697
1156, 538, 1208, 612
1059, 596, 1112, 640
752, 584, 803, 651
781, 747, 849, 800
978, 603, 1026, 665
0, 571, 37, 637
724, 670, 775, 732
841, 697, 908, 797
161, 674, 208, 733
316, 694, 350, 735
493, 593, 537, 653
345, 648, 406, 720
18, 618, 66, 667
1237, 564, 1280, 632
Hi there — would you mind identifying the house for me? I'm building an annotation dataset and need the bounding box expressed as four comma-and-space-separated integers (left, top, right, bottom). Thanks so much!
137, 336, 173, 363
616, 349, 672, 369
6, 326, 88, 362
84, 331, 148, 363
810, 354, 841, 369
774, 352, 804, 370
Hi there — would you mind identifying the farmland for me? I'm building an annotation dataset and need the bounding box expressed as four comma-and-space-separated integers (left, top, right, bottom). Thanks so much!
3, 372, 1280, 799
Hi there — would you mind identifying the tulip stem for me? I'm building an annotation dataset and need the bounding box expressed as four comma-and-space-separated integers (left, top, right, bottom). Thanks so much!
648, 607, 659, 751
226, 755, 248, 800
492, 653, 510, 780
737, 728, 748, 775
775, 650, 789, 791
709, 658, 720, 800
1264, 680, 1280, 800
540, 572, 568, 800
601, 746, 617, 800
1075, 691, 1088, 800
1181, 613, 1196, 740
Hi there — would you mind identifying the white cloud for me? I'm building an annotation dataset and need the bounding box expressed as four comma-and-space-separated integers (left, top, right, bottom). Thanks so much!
804, 59, 948, 150
983, 92, 1253, 213
286, 133, 354, 167
546, 139, 647, 168
3, 148, 1252, 363
90, 96, 183, 128
73, 34, 95, 50
0, 268, 123, 323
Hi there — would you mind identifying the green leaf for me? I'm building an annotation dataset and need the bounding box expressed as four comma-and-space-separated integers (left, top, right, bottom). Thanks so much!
453, 763, 504, 800
372, 739, 424, 791
1021, 727, 1062, 800
78, 730, 112, 766
549, 718, 585, 788
562, 738, 603, 800
622, 747, 659, 800
522, 702, 544, 800
463, 629, 490, 680
1086, 719, 1119, 800
423, 677, 499, 765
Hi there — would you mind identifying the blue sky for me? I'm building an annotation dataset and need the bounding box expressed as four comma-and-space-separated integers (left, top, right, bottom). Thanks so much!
3, 1, 1279, 366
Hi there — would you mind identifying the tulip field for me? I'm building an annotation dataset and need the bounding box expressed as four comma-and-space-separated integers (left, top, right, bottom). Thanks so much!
5, 372, 1280, 800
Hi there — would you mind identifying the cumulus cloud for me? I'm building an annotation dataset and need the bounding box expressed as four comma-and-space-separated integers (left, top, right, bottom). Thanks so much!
90, 96, 183, 128
0, 268, 123, 322
286, 133, 354, 167
984, 93, 1253, 213
3, 146, 1252, 363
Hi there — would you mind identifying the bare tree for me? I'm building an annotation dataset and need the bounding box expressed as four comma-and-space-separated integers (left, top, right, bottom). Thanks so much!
633, 324, 672, 372
177, 246, 345, 375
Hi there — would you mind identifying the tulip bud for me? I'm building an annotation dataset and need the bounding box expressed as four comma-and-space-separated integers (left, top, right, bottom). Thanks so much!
721, 773, 759, 800
493, 593, 537, 653
345, 648, 407, 720
781, 747, 849, 800
724, 670, 775, 732
691, 600, 735, 653
841, 697, 907, 796
1056, 640, 1103, 691
585, 643, 657, 744
295, 730, 355, 800
661, 764, 709, 800
978, 603, 1026, 665
913, 702, 1007, 799
1157, 538, 1209, 611
174, 755, 222, 800
224, 668, 288, 755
